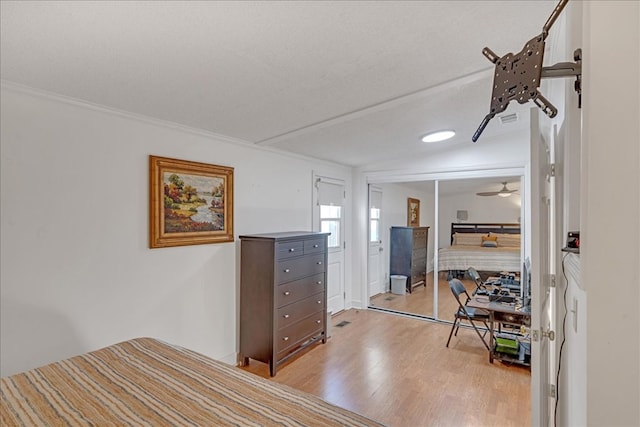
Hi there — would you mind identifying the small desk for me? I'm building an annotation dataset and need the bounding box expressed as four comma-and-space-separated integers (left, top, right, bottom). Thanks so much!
468, 296, 531, 365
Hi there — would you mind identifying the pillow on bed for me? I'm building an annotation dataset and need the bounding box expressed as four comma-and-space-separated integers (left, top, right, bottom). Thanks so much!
490, 232, 521, 247
481, 235, 498, 247
453, 232, 486, 246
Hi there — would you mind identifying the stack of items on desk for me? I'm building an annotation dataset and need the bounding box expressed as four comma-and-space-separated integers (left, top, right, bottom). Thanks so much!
495, 332, 531, 363
498, 272, 521, 294
488, 289, 516, 303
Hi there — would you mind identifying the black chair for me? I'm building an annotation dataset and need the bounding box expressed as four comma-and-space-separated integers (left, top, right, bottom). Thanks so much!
446, 279, 491, 351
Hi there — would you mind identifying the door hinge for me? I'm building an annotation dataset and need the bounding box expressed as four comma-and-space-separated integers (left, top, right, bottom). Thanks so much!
548, 273, 556, 288
545, 163, 556, 181
343, 241, 346, 249
532, 328, 556, 342
549, 384, 557, 399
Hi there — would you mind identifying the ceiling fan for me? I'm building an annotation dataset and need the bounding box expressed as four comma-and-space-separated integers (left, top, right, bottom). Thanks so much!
476, 182, 518, 198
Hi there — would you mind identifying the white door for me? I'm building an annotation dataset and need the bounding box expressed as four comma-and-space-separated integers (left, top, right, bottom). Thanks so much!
530, 108, 557, 427
314, 176, 346, 314
368, 186, 384, 297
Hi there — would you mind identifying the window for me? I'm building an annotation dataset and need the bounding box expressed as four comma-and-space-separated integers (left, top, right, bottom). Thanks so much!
370, 207, 380, 242
320, 205, 341, 248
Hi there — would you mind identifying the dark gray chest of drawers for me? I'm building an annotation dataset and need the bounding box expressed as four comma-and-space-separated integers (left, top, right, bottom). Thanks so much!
389, 226, 429, 294
239, 231, 329, 376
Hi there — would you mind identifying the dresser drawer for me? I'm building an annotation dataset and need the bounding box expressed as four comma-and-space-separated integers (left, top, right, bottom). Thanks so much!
413, 229, 428, 245
276, 253, 325, 284
276, 273, 324, 307
304, 238, 325, 255
276, 241, 304, 260
412, 247, 427, 260
412, 257, 426, 271
277, 292, 325, 330
276, 312, 324, 356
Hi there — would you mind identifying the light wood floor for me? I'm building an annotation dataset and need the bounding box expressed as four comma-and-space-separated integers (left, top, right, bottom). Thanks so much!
241, 309, 531, 427
370, 272, 478, 322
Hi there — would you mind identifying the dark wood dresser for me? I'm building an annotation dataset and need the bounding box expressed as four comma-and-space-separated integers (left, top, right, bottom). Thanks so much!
389, 226, 429, 294
239, 231, 329, 376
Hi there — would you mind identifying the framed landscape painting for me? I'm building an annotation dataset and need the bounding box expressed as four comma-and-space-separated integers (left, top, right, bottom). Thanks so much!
407, 197, 420, 227
149, 155, 234, 248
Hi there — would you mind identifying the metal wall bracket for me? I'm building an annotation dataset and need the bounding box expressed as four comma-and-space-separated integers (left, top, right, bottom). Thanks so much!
472, 0, 582, 142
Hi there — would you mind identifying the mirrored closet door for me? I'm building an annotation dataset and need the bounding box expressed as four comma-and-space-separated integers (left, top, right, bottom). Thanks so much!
367, 181, 435, 318
367, 176, 523, 323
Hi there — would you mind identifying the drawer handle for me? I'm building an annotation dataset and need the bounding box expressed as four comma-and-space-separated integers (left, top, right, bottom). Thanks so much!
284, 291, 291, 296
316, 261, 322, 265
313, 244, 319, 248
283, 336, 289, 341
316, 320, 321, 324
316, 281, 322, 285
289, 248, 295, 252
317, 300, 322, 304
284, 268, 291, 273
283, 314, 290, 319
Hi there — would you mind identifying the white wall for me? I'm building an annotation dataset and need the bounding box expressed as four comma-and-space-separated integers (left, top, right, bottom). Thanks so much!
0, 84, 351, 376
581, 2, 640, 426
549, 2, 588, 426
437, 192, 521, 248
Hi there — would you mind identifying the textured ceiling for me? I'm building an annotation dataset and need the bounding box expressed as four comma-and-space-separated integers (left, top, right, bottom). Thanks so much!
400, 176, 521, 198
1, 1, 558, 167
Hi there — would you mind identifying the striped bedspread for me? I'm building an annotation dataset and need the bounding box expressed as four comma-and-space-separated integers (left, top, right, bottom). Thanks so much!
0, 338, 384, 427
438, 245, 520, 272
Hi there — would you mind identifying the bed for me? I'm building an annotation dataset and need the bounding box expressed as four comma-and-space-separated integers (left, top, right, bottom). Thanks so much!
0, 337, 384, 426
438, 223, 521, 275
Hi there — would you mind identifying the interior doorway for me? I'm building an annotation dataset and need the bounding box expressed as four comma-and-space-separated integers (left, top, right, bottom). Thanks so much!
313, 174, 346, 314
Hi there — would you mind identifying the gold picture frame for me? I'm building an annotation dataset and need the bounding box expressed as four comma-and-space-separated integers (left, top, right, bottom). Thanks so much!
407, 197, 420, 227
149, 155, 234, 248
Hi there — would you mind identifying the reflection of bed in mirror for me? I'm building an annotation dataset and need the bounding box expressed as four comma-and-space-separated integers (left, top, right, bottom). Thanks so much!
438, 223, 521, 276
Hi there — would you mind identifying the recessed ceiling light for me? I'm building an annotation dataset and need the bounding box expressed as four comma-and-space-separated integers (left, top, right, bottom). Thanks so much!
421, 130, 456, 143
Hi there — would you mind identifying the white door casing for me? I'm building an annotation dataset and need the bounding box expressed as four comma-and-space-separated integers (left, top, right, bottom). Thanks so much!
530, 108, 557, 427
368, 186, 384, 298
313, 174, 346, 314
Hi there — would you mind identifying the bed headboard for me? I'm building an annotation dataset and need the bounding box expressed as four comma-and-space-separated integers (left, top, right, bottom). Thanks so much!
450, 223, 520, 244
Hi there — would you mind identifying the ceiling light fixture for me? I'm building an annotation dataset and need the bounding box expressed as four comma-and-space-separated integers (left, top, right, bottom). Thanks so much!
421, 130, 455, 143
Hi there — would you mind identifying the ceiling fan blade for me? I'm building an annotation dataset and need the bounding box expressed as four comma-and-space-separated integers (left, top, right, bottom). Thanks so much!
476, 181, 518, 197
